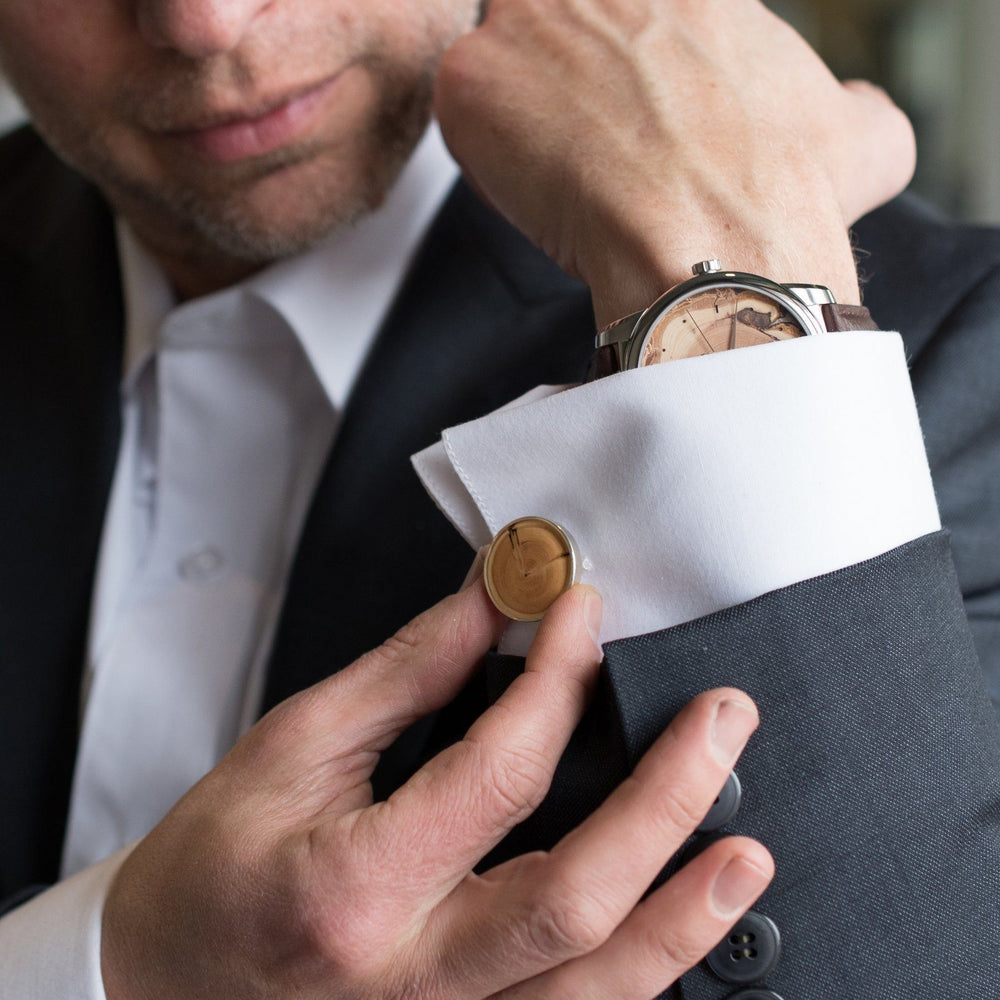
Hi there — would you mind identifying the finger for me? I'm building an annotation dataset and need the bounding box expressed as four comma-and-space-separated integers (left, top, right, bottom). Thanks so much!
367, 585, 603, 895
429, 688, 759, 995
246, 577, 507, 780
545, 688, 759, 916
495, 837, 774, 1000
838, 78, 917, 223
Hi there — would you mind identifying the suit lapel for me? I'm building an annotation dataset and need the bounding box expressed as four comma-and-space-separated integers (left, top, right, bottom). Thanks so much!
0, 130, 123, 892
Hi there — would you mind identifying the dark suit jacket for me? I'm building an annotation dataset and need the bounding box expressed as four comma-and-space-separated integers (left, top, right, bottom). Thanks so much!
1, 124, 999, 998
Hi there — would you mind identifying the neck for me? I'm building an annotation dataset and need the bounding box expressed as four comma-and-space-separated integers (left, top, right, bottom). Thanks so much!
149, 248, 264, 303
130, 226, 268, 303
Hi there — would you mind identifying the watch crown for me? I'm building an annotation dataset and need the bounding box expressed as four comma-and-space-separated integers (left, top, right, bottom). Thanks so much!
692, 259, 723, 276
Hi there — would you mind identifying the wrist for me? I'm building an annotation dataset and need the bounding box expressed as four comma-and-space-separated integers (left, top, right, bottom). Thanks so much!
582, 197, 862, 328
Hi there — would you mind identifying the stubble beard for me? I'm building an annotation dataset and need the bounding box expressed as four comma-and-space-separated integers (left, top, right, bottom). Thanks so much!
96, 60, 434, 271
23, 46, 437, 283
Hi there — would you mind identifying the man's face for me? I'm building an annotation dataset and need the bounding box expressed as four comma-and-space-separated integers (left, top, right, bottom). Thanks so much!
0, 0, 477, 274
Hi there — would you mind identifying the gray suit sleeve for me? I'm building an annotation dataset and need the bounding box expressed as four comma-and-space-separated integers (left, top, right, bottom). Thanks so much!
602, 530, 1000, 999
913, 264, 1000, 709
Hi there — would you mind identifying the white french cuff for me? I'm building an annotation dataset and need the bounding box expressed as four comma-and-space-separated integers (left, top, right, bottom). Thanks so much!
413, 330, 941, 655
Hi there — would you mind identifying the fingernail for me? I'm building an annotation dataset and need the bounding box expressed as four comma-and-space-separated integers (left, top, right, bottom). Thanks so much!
582, 588, 603, 654
460, 546, 489, 591
711, 699, 757, 764
711, 856, 772, 918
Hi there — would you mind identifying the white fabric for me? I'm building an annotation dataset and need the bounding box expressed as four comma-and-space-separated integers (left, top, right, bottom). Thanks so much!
414, 331, 941, 655
0, 849, 129, 1000
63, 291, 337, 878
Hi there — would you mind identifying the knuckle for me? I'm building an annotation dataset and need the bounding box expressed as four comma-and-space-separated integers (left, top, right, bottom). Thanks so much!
435, 36, 484, 121
300, 917, 380, 986
370, 594, 482, 679
655, 780, 711, 834
286, 846, 390, 984
251, 685, 324, 750
638, 918, 706, 976
884, 103, 917, 163
373, 618, 425, 669
519, 881, 615, 959
484, 738, 552, 820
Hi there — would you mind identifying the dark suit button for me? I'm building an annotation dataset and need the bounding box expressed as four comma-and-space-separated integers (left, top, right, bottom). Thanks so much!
698, 770, 742, 831
705, 911, 781, 984
725, 991, 785, 1000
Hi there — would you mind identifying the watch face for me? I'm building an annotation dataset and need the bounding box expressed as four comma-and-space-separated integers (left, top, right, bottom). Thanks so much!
639, 286, 806, 365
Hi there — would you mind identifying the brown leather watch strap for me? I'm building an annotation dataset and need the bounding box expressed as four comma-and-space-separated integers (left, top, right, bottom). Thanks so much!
821, 303, 879, 332
586, 345, 620, 381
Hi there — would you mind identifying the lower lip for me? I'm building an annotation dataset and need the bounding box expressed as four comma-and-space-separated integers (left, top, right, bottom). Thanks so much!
173, 76, 340, 163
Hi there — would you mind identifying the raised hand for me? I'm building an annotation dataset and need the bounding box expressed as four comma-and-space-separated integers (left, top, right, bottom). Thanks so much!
435, 0, 916, 325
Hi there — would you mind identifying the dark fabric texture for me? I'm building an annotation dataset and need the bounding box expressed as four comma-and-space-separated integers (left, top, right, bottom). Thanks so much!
0, 127, 124, 892
602, 531, 1000, 998
0, 883, 46, 919
1, 125, 1000, 998
852, 199, 1000, 708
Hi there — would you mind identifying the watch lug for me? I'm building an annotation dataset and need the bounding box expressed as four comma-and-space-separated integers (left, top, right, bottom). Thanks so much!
596, 309, 643, 348
787, 283, 837, 334
786, 283, 837, 307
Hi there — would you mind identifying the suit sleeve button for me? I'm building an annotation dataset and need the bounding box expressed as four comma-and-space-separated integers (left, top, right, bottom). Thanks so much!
698, 770, 742, 831
705, 910, 781, 984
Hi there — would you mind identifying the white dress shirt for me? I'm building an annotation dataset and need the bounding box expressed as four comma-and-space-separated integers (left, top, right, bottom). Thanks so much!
0, 117, 939, 997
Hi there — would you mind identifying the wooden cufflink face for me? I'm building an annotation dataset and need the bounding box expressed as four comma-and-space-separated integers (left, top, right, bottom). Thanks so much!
483, 516, 579, 621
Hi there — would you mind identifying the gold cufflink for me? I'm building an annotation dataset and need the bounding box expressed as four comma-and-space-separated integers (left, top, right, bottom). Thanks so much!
483, 516, 580, 621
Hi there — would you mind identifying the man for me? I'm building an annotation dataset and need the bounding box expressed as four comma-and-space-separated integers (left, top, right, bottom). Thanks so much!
0, 1, 998, 998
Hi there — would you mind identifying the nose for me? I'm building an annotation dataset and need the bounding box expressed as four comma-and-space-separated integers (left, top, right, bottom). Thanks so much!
136, 0, 273, 59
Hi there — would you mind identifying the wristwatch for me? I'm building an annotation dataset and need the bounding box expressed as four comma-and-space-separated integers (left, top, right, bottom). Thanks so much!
588, 259, 877, 379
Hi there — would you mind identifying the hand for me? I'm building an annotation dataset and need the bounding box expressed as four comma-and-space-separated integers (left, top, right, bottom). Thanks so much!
435, 0, 916, 325
101, 575, 771, 1000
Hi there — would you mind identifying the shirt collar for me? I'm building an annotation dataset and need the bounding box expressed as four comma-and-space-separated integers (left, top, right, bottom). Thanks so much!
116, 122, 459, 410
116, 218, 174, 389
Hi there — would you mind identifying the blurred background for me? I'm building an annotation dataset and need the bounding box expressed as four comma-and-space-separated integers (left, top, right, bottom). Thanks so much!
1, 1, 998, 223
770, 0, 1000, 224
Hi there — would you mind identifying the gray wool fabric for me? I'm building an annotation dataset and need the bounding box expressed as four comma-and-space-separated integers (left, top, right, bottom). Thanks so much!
602, 531, 1000, 998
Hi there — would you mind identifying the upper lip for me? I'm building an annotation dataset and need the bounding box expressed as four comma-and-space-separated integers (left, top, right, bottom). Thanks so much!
158, 75, 334, 134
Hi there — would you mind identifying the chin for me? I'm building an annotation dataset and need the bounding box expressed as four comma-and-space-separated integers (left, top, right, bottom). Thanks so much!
119, 139, 397, 271
150, 105, 425, 269
187, 174, 370, 264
